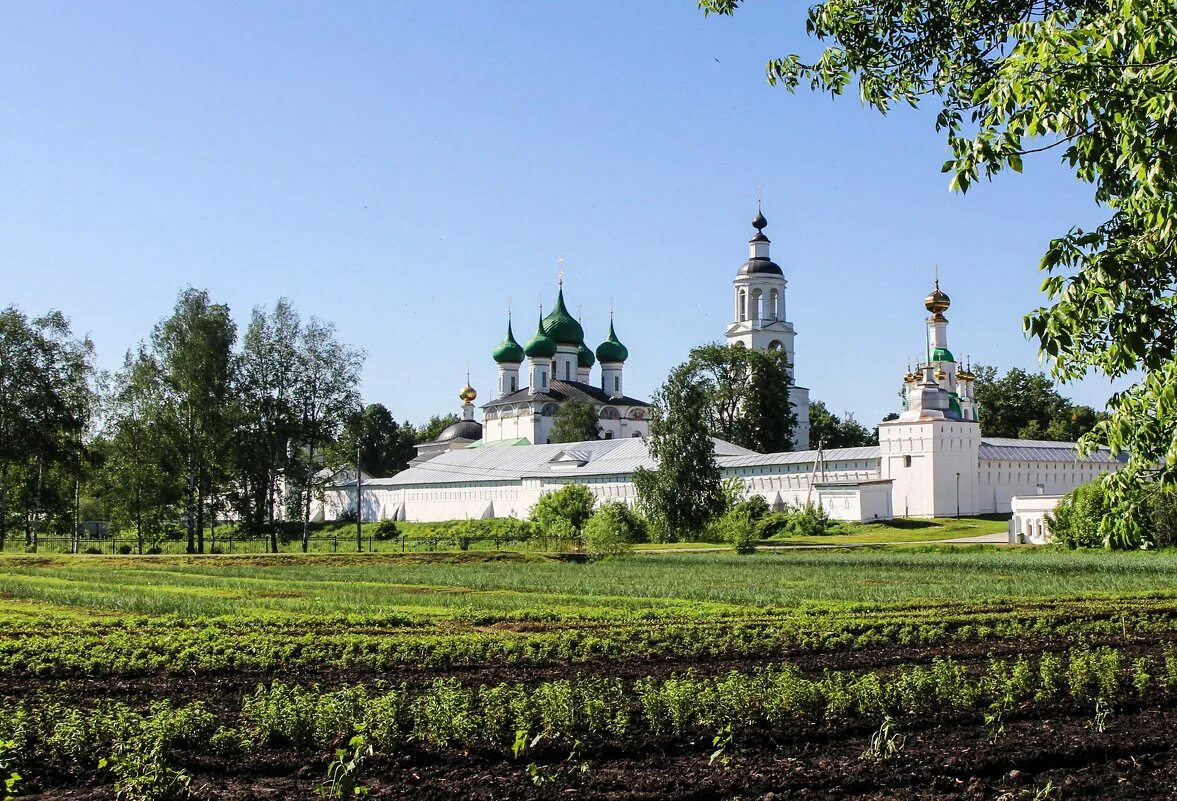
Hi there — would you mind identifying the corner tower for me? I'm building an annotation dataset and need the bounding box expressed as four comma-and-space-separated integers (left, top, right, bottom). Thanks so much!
723, 207, 810, 449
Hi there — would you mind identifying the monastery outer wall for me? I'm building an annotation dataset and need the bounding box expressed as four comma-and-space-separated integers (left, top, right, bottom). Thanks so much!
974, 458, 1120, 515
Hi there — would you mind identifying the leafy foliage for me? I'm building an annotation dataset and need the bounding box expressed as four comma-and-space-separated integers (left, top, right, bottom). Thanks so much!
530, 484, 596, 535
971, 364, 1104, 441
582, 502, 646, 556
1047, 480, 1111, 549
549, 401, 601, 444
634, 362, 725, 542
808, 400, 874, 449
699, 0, 1177, 546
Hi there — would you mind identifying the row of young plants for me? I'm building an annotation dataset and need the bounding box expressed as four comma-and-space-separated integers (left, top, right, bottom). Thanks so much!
2, 600, 1177, 677
4, 644, 1177, 798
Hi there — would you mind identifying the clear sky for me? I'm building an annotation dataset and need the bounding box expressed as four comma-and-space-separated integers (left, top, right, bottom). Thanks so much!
2, 1, 1125, 429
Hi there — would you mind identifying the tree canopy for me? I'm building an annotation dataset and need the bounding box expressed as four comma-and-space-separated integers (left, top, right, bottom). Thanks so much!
807, 400, 875, 449
676, 343, 797, 453
633, 361, 726, 541
701, 0, 1177, 546
549, 401, 601, 444
971, 364, 1105, 442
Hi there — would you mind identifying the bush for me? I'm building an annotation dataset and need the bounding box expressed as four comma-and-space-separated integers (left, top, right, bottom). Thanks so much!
1144, 484, 1177, 549
790, 503, 831, 537
712, 507, 758, 554
374, 519, 400, 541
756, 512, 793, 539
738, 495, 771, 524
118, 544, 133, 555
146, 546, 163, 555
530, 484, 596, 535
209, 545, 224, 554
582, 502, 646, 557
83, 546, 103, 555
1047, 480, 1109, 548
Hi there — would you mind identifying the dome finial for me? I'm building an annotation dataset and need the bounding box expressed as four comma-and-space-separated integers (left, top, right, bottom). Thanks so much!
753, 206, 768, 232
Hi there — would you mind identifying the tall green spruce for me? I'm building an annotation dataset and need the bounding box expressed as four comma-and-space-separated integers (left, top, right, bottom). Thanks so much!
702, 0, 1177, 546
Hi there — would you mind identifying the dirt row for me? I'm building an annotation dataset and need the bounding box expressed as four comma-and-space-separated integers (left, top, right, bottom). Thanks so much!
23, 696, 1177, 800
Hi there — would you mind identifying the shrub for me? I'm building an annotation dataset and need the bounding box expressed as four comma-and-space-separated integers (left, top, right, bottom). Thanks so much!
737, 495, 771, 524
582, 502, 644, 557
1144, 484, 1177, 549
789, 503, 830, 537
1047, 480, 1110, 548
146, 546, 163, 555
374, 519, 399, 541
117, 545, 133, 555
83, 546, 103, 555
209, 545, 224, 555
712, 507, 758, 554
530, 484, 596, 534
756, 511, 794, 539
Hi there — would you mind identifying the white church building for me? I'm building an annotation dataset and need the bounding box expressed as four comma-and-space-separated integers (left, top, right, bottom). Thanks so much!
314, 209, 1125, 529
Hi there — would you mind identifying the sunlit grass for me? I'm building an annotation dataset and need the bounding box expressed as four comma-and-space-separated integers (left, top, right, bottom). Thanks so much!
0, 548, 1175, 622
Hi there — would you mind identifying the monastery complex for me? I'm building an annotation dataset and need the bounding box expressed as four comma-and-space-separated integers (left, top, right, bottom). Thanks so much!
316, 210, 1125, 542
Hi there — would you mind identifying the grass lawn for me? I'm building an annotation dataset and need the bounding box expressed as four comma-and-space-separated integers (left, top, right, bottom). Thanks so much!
0, 546, 1173, 622
787, 515, 1011, 544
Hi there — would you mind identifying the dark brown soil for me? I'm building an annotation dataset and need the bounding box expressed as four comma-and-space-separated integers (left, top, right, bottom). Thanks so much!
20, 698, 1177, 799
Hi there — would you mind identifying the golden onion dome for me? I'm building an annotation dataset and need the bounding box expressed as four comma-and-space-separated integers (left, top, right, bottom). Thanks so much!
903, 371, 916, 383
459, 383, 477, 403
924, 281, 951, 316
935, 367, 947, 380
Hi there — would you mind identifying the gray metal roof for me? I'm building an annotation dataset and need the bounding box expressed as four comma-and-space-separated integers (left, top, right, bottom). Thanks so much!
373, 437, 756, 487
978, 438, 1125, 464
719, 446, 881, 468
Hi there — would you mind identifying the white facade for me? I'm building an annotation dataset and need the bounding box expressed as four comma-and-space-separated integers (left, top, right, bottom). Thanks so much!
1009, 494, 1063, 544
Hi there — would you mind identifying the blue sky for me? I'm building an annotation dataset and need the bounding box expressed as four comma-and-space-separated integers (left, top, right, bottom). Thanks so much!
2, 1, 1123, 428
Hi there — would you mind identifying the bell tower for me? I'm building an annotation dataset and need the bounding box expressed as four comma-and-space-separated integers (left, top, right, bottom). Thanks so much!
724, 207, 810, 449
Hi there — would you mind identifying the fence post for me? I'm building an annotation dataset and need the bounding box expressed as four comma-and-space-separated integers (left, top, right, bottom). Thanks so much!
229, 533, 234, 555
368, 533, 372, 553
332, 534, 337, 553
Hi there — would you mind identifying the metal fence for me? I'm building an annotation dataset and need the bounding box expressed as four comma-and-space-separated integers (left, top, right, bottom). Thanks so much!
3, 533, 583, 556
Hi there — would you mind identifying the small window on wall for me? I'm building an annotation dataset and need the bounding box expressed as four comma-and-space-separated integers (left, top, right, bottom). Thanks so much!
904, 455, 912, 468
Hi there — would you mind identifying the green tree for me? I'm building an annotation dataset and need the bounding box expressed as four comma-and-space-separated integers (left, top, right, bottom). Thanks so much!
0, 307, 94, 550
971, 365, 1105, 441
1047, 480, 1111, 549
151, 288, 236, 553
549, 401, 601, 444
408, 414, 461, 445
807, 400, 875, 449
678, 343, 796, 453
98, 347, 183, 553
529, 483, 596, 535
285, 317, 365, 552
231, 300, 302, 550
331, 403, 415, 478
700, 0, 1177, 546
581, 501, 645, 556
633, 362, 725, 542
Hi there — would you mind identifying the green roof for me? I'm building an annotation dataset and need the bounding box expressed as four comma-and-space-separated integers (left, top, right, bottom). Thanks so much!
492, 319, 525, 364
466, 437, 530, 449
930, 346, 955, 363
524, 316, 557, 359
542, 288, 585, 346
578, 340, 595, 368
595, 319, 629, 363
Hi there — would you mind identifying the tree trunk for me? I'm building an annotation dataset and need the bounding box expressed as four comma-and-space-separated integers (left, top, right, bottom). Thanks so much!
186, 407, 196, 554
196, 475, 205, 554
301, 444, 314, 553
267, 449, 278, 554
31, 453, 44, 552
0, 459, 9, 551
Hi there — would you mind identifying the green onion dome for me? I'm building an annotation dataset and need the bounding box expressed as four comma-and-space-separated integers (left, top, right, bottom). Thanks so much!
491, 319, 525, 364
595, 319, 629, 363
541, 288, 584, 346
524, 316, 558, 359
577, 340, 595, 369
930, 346, 955, 363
